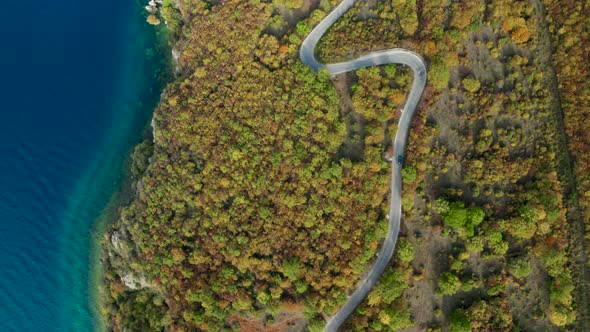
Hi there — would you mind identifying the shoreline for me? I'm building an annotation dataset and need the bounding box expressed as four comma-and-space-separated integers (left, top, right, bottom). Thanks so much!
89, 141, 142, 331
89, 12, 174, 330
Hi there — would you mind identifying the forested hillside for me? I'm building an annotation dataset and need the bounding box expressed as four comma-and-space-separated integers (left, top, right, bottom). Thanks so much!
100, 0, 589, 331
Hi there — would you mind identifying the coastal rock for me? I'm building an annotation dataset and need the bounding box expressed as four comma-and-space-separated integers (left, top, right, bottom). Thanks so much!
149, 0, 157, 6
121, 272, 151, 290
171, 47, 182, 73
145, 5, 157, 14
110, 230, 130, 257
151, 116, 157, 144
171, 48, 181, 63
147, 14, 161, 25
111, 231, 122, 251
136, 179, 147, 201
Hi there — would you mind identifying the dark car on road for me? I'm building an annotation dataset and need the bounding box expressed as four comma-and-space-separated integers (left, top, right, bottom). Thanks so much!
397, 155, 403, 165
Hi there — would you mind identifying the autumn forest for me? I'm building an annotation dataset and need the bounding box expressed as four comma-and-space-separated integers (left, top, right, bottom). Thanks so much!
100, 0, 590, 331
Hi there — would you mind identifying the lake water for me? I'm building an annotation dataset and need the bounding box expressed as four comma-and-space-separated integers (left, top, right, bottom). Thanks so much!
0, 0, 168, 330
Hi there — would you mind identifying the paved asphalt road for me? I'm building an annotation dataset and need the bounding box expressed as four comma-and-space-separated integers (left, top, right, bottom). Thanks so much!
299, 1, 427, 331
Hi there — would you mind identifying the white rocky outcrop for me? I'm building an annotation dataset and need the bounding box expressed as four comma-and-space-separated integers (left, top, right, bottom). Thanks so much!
171, 48, 180, 63
111, 231, 122, 251
110, 230, 132, 260
121, 273, 151, 290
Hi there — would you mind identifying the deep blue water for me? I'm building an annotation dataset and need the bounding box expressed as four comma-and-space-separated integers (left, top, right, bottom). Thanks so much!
0, 0, 167, 330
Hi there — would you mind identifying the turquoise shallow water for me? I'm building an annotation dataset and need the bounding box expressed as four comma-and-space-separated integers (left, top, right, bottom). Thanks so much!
0, 0, 167, 330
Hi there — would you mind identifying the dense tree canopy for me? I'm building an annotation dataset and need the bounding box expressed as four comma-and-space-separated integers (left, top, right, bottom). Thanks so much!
100, 0, 588, 330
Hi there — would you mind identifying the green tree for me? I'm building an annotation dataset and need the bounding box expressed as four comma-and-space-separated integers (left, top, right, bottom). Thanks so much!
368, 270, 407, 305
444, 202, 468, 229
282, 256, 303, 281
439, 272, 462, 296
402, 165, 417, 183
256, 291, 271, 305
396, 238, 415, 263
508, 256, 531, 279
507, 204, 538, 239
232, 295, 252, 311
449, 310, 471, 332
433, 198, 450, 214
307, 317, 325, 332
463, 77, 481, 93
441, 201, 484, 237
429, 60, 450, 90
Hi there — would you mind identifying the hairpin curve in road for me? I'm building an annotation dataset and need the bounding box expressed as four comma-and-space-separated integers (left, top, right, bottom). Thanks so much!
299, 1, 427, 330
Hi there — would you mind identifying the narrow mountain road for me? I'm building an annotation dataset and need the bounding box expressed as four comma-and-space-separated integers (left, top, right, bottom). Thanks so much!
299, 1, 427, 331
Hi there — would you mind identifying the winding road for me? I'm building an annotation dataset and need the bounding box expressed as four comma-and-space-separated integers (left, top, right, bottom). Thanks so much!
299, 1, 427, 331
